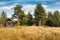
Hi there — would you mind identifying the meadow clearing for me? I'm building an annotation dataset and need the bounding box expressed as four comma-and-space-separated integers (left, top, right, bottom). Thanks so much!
0, 26, 60, 40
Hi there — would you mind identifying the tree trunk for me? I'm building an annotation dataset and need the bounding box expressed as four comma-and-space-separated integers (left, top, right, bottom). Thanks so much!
17, 18, 20, 26
39, 20, 41, 26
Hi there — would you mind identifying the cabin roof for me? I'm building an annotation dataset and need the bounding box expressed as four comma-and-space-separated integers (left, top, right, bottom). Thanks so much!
6, 18, 12, 21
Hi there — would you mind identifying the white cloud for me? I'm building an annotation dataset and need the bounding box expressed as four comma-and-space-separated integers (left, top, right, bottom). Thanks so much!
14, 3, 18, 5
22, 5, 36, 14
22, 4, 59, 14
0, 2, 6, 5
46, 8, 60, 13
0, 4, 36, 17
0, 4, 60, 18
56, 2, 60, 5
0, 3, 18, 11
48, 1, 60, 13
0, 5, 15, 11
42, 4, 48, 9
0, 3, 58, 14
42, 5, 60, 13
0, 4, 15, 18
0, 6, 12, 11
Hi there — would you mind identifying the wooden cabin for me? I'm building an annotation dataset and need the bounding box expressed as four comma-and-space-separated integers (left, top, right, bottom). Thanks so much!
5, 18, 14, 27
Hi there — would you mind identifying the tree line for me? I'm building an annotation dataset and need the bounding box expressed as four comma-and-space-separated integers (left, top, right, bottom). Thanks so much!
0, 4, 60, 27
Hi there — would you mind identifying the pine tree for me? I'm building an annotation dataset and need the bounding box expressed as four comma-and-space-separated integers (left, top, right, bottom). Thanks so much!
46, 11, 60, 27
13, 5, 25, 26
21, 15, 28, 26
21, 12, 33, 26
27, 12, 33, 26
53, 11, 60, 26
34, 4, 46, 26
1, 11, 7, 25
45, 11, 54, 26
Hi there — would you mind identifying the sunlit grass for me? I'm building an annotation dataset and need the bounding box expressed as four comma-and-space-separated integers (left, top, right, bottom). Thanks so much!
0, 26, 60, 40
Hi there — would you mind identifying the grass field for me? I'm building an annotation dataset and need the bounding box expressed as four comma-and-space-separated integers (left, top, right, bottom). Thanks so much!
0, 26, 60, 40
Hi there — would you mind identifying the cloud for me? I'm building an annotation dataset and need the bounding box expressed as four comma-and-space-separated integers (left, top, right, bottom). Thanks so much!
42, 4, 60, 13
42, 4, 48, 9
56, 1, 60, 5
0, 4, 36, 16
0, 3, 17, 11
0, 4, 60, 18
0, 2, 6, 5
22, 4, 49, 15
22, 5, 36, 14
46, 8, 60, 13
0, 6, 14, 11
46, 1, 60, 13
22, 4, 60, 16
0, 5, 15, 18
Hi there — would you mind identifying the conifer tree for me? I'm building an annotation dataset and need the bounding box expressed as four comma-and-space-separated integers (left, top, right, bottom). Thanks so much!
13, 5, 25, 26
34, 4, 46, 26
1, 11, 7, 25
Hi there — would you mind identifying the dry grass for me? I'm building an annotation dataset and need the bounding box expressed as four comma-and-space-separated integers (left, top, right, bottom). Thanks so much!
0, 26, 60, 40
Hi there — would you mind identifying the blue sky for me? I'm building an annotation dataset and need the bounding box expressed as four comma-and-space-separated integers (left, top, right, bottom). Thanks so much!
0, 0, 60, 18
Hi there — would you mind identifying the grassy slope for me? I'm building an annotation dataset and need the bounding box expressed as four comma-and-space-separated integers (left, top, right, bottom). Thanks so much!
0, 26, 60, 40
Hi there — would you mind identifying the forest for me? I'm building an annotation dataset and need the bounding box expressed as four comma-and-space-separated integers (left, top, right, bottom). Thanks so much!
0, 4, 60, 27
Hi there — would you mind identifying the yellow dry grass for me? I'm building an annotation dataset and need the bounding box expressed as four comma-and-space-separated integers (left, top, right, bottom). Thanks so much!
0, 26, 60, 40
